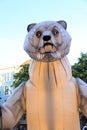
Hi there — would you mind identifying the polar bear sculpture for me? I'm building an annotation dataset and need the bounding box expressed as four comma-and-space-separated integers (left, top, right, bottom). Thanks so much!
1, 20, 87, 130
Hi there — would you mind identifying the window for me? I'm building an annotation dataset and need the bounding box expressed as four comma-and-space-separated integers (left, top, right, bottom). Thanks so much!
5, 86, 9, 95
0, 86, 1, 96
6, 73, 9, 81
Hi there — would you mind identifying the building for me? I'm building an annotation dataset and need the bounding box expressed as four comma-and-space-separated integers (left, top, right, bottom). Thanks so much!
0, 60, 30, 103
0, 66, 19, 103
0, 60, 30, 128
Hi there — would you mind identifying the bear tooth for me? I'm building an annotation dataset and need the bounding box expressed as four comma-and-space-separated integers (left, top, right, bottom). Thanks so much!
40, 48, 45, 54
52, 46, 56, 52
44, 45, 52, 52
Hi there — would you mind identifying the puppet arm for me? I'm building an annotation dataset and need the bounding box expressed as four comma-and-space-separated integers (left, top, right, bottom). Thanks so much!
0, 82, 26, 129
76, 78, 87, 118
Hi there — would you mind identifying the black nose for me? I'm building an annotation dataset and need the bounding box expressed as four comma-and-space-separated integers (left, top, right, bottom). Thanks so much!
43, 35, 51, 41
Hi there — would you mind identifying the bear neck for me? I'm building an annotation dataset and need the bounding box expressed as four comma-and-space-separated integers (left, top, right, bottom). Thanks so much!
29, 56, 72, 89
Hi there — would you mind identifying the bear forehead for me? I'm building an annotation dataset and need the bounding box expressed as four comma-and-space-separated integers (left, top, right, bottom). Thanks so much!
33, 21, 61, 30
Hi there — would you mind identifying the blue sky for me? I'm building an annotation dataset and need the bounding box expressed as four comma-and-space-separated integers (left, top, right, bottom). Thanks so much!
0, 0, 87, 68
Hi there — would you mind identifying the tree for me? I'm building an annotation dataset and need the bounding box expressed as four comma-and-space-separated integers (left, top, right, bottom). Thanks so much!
72, 53, 87, 82
72, 53, 87, 129
12, 64, 29, 88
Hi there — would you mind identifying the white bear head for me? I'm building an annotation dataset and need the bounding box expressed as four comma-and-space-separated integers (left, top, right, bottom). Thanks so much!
24, 20, 71, 62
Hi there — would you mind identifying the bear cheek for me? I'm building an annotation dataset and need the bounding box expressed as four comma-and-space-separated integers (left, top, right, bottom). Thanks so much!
32, 36, 41, 48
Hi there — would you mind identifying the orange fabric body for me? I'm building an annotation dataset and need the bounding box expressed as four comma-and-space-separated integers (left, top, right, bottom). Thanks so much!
24, 58, 80, 130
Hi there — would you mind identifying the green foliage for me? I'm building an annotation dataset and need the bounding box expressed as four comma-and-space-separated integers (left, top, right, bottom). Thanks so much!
72, 53, 87, 82
12, 64, 29, 88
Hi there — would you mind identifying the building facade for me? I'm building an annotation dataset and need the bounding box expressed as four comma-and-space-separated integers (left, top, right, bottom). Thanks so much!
0, 61, 29, 128
0, 66, 19, 103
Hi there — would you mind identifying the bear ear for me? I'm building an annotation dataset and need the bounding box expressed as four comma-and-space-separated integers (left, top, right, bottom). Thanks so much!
27, 23, 36, 32
57, 20, 67, 30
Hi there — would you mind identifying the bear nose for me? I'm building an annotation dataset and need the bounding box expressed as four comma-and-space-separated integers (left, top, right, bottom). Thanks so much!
43, 35, 51, 41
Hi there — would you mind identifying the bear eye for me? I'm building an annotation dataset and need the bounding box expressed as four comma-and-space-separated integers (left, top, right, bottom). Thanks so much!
52, 28, 59, 36
36, 31, 42, 38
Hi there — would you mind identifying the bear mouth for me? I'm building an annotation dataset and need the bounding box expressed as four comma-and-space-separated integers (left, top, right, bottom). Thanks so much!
28, 42, 69, 62
27, 42, 69, 62
39, 42, 57, 54
37, 42, 61, 62
43, 43, 53, 48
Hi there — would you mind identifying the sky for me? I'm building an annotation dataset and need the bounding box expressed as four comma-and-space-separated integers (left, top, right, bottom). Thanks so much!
0, 0, 87, 68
